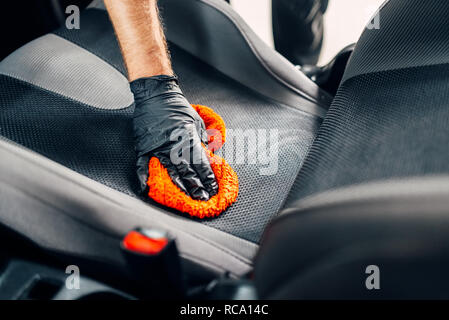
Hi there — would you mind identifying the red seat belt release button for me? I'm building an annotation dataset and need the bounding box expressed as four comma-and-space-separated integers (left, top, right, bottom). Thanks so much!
122, 230, 169, 255
120, 228, 185, 298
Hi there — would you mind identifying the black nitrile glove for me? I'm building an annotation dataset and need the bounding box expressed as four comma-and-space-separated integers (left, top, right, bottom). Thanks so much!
130, 75, 218, 201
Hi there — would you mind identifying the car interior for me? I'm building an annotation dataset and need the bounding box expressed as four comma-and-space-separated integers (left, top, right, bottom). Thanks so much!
1, 0, 449, 300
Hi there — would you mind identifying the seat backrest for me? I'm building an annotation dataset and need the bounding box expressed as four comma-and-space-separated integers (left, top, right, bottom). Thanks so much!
284, 0, 449, 206
255, 0, 449, 299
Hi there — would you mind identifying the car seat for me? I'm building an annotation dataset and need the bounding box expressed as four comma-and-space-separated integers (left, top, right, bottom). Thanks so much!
1, 0, 449, 298
0, 0, 331, 280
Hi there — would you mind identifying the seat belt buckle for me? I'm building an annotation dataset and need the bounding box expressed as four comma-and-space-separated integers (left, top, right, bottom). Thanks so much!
120, 228, 185, 299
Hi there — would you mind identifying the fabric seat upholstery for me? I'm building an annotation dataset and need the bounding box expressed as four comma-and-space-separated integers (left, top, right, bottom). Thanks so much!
0, 0, 329, 278
255, 0, 449, 299
284, 0, 449, 206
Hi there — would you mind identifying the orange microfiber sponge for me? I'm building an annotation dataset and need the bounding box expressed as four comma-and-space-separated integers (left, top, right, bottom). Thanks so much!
146, 104, 239, 219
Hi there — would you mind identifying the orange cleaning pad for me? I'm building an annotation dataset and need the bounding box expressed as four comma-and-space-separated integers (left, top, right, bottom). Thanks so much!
147, 104, 239, 219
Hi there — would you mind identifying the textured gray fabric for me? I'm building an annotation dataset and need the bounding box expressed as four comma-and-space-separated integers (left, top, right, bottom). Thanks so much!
0, 137, 257, 277
0, 34, 133, 110
172, 48, 320, 241
343, 0, 449, 82
285, 0, 449, 207
51, 8, 322, 243
285, 64, 449, 207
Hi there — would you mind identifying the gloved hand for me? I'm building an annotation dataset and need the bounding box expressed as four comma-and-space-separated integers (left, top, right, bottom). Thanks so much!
130, 75, 219, 201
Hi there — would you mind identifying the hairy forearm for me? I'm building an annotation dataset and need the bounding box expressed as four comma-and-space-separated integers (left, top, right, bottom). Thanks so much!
104, 0, 173, 80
